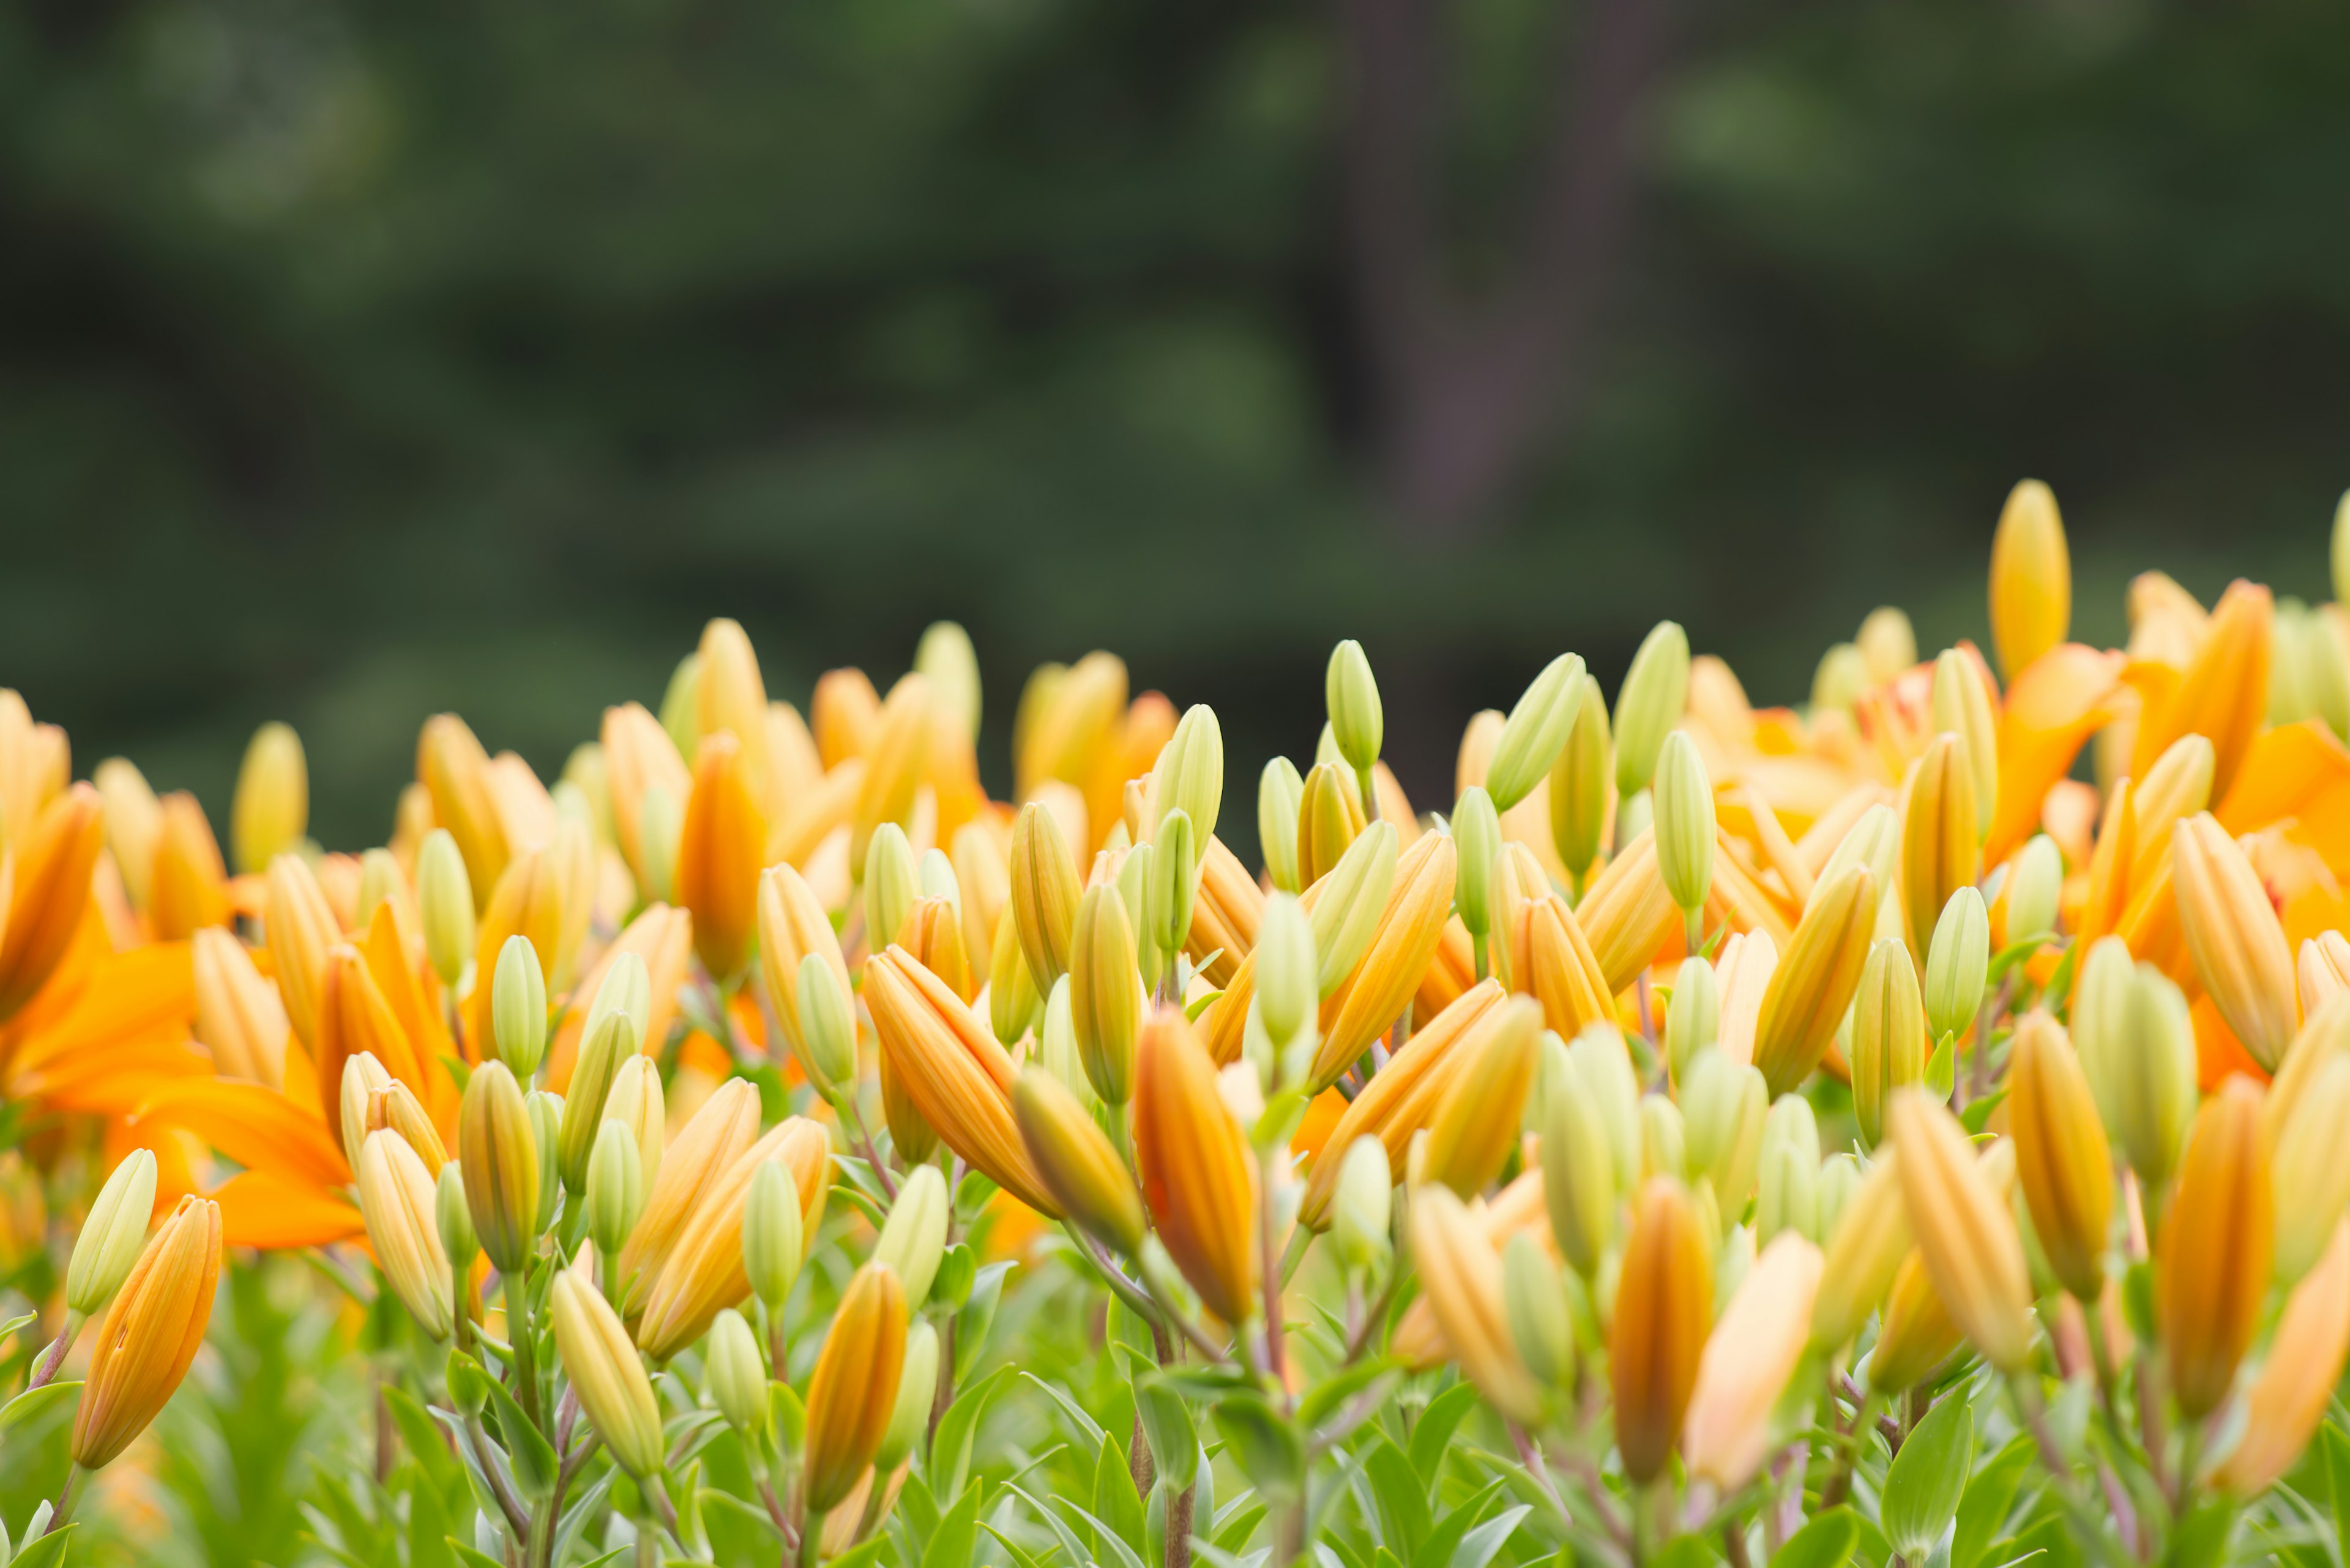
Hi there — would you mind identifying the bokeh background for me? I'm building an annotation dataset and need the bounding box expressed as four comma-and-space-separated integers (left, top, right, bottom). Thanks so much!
7, 0, 2348, 848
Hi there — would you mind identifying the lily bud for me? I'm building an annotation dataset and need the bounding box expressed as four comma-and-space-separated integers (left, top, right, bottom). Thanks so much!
1420, 996, 1542, 1196
1752, 863, 1876, 1097
1313, 829, 1456, 1088
805, 1263, 909, 1514
2173, 812, 2299, 1070
2300, 931, 2350, 1017
1329, 1137, 1393, 1277
1306, 818, 1398, 999
1502, 1232, 1574, 1392
460, 1060, 541, 1275
417, 713, 508, 905
2271, 1055, 2350, 1286
2134, 580, 2273, 801
2162, 1078, 2273, 1419
1684, 1233, 1824, 1490
1815, 1153, 1862, 1240
416, 829, 475, 990
1611, 1179, 1712, 1484
1809, 1149, 1909, 1354
1923, 886, 1990, 1045
1640, 1094, 1688, 1185
1665, 956, 1719, 1086
262, 851, 338, 1053
1652, 731, 1715, 919
1152, 704, 1224, 854
528, 1091, 562, 1234
1258, 757, 1305, 894
742, 1158, 805, 1311
794, 952, 859, 1101
1755, 1139, 1816, 1246
1409, 1184, 1543, 1425
1452, 786, 1501, 943
637, 1117, 832, 1359
1575, 1024, 1643, 1195
1013, 1068, 1144, 1253
1255, 892, 1316, 1047
358, 1129, 454, 1340
1931, 649, 1999, 838
66, 1150, 159, 1316
602, 1056, 666, 1191
1901, 734, 1981, 957
1812, 644, 1867, 712
1856, 606, 1916, 682
1889, 1091, 2034, 1372
864, 821, 918, 961
70, 1195, 222, 1469
1485, 654, 1586, 813
190, 927, 290, 1088
2008, 1013, 2113, 1302
149, 793, 230, 939
988, 906, 1043, 1047
676, 732, 766, 981
437, 1164, 477, 1273
875, 1320, 941, 1474
2006, 835, 2062, 945
1134, 1008, 1260, 1324
1325, 640, 1383, 776
1988, 479, 2070, 681
551, 1263, 665, 1477
490, 935, 548, 1079
916, 621, 982, 742
1614, 622, 1691, 798
1540, 1052, 1616, 1280
1680, 1050, 1767, 1211
559, 1012, 636, 1192
848, 673, 933, 874
1010, 801, 1083, 992
1146, 808, 1196, 961
1296, 761, 1366, 889
231, 721, 308, 876
706, 1306, 770, 1440
587, 1118, 645, 1259
1545, 685, 1611, 889
874, 1163, 950, 1311
2212, 1218, 2350, 1494
1851, 938, 1928, 1149
1868, 1249, 1963, 1394
756, 862, 848, 1066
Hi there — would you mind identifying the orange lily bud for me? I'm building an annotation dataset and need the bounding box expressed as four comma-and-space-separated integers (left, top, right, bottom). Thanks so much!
1751, 863, 1876, 1097
900, 894, 975, 1006
70, 1194, 221, 1470
757, 863, 851, 1068
1576, 828, 1680, 994
1868, 1249, 1963, 1394
0, 783, 100, 1018
637, 1117, 830, 1359
2212, 1218, 2350, 1494
1409, 1184, 1544, 1426
2008, 1012, 2113, 1302
1850, 938, 1927, 1149
1900, 734, 1980, 959
676, 732, 767, 982
1133, 1007, 1260, 1324
1296, 760, 1365, 889
1009, 801, 1082, 994
850, 673, 933, 872
2162, 1077, 2274, 1420
190, 927, 289, 1088
1611, 1178, 1713, 1485
1889, 1091, 2034, 1372
1808, 1148, 1909, 1354
417, 713, 509, 908
864, 947, 1062, 1215
1313, 831, 1458, 1089
602, 701, 691, 890
2133, 580, 2273, 802
814, 666, 883, 769
1523, 894, 1614, 1040
803, 1263, 908, 1515
696, 618, 780, 812
1186, 835, 1263, 988
231, 721, 308, 876
2127, 735, 2215, 895
1684, 1232, 1824, 1490
148, 792, 230, 939
1419, 996, 1542, 1196
616, 1077, 761, 1314
1014, 1067, 1146, 1253
550, 1263, 666, 1479
2172, 813, 2298, 1071
1988, 479, 2070, 681
94, 758, 160, 909
263, 851, 340, 1053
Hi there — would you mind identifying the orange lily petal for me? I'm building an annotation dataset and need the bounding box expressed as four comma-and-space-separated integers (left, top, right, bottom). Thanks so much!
209, 1169, 366, 1250
136, 1079, 351, 1190
1990, 644, 2125, 864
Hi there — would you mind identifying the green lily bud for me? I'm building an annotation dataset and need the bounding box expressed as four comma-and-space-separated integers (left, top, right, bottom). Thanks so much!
1762, 1089, 1820, 1168
1812, 643, 1867, 713
2100, 961, 2195, 1197
798, 952, 859, 1097
1570, 1024, 1641, 1195
560, 1011, 640, 1192
875, 1321, 941, 1474
417, 829, 475, 990
1665, 956, 1718, 1086
1813, 1152, 1862, 1241
864, 821, 917, 949
988, 911, 1042, 1047
1755, 1140, 1817, 1245
436, 1162, 477, 1274
1547, 678, 1612, 883
918, 848, 961, 909
1327, 1136, 1392, 1277
1486, 654, 1587, 813
1147, 809, 1197, 958
636, 783, 682, 904
586, 1118, 644, 1258
2071, 935, 2135, 1139
1540, 1048, 1616, 1279
1639, 1092, 1688, 1183
1040, 975, 1090, 1102
706, 1307, 770, 1438
1679, 1048, 1766, 1208
1923, 886, 1990, 1043
1502, 1231, 1574, 1391
1070, 884, 1141, 1106
1255, 892, 1316, 1047
1857, 607, 1916, 683
1154, 705, 1224, 859
659, 651, 703, 759
459, 1061, 539, 1274
527, 1091, 562, 1234
1258, 758, 1305, 894
1652, 731, 1715, 919
1325, 640, 1383, 776
1931, 649, 1999, 838
65, 1149, 158, 1315
2007, 834, 2063, 943
1452, 787, 1501, 942
914, 621, 982, 742
1308, 820, 1398, 997
1615, 788, 1653, 848
1851, 938, 1927, 1149
2272, 1053, 2350, 1285
743, 1159, 805, 1312
1614, 621, 1690, 797
583, 953, 651, 1064
875, 1163, 950, 1311
490, 936, 548, 1079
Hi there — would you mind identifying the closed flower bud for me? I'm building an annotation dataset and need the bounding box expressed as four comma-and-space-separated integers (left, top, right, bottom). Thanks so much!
190, 927, 290, 1088
2115, 963, 2195, 1200
1988, 479, 2071, 681
2006, 834, 2062, 944
2007, 1013, 2113, 1302
528, 1091, 562, 1234
2162, 1078, 2272, 1419
742, 1158, 805, 1311
988, 908, 1043, 1047
460, 1060, 540, 1275
417, 712, 509, 908
797, 952, 860, 1100
1013, 1068, 1143, 1253
2270, 1055, 2350, 1286
1296, 761, 1366, 889
1923, 886, 1990, 1045
1420, 997, 1542, 1197
1146, 808, 1196, 961
1889, 1091, 2034, 1372
1452, 787, 1501, 942
1258, 757, 1305, 895
706, 1307, 770, 1438
1901, 734, 1982, 957
1010, 801, 1083, 992
1134, 1009, 1260, 1324
1502, 1230, 1575, 1391
1851, 938, 1928, 1149
359, 1129, 454, 1340
1812, 643, 1867, 712
874, 1163, 950, 1310
231, 721, 308, 876
1752, 863, 1876, 1097
416, 829, 475, 990
1575, 1025, 1643, 1196
1539, 1056, 1617, 1280
1665, 956, 1720, 1086
551, 1263, 665, 1477
95, 756, 160, 909
1329, 1137, 1393, 1277
1411, 1184, 1543, 1425
147, 792, 230, 939
602, 1056, 666, 1192
1814, 1153, 1862, 1240
1152, 704, 1224, 855
1680, 1050, 1767, 1211
1306, 818, 1398, 999
66, 1149, 158, 1316
915, 621, 982, 742
490, 935, 548, 1079
2135, 579, 2272, 801
1325, 640, 1384, 777
437, 1162, 477, 1272
1856, 606, 1917, 682
1313, 829, 1456, 1088
804, 1263, 909, 1514
2300, 931, 2350, 1017
1755, 1141, 1816, 1245
1762, 1091, 1820, 1170
366, 1077, 449, 1175
875, 1320, 941, 1474
70, 1195, 222, 1470
1255, 892, 1316, 1047
559, 1012, 637, 1193
1931, 649, 1999, 838
1485, 654, 1586, 813
1548, 677, 1612, 883
1652, 731, 1715, 919
587, 1118, 645, 1259
1809, 1149, 1909, 1353
1684, 1232, 1824, 1489
2173, 812, 2299, 1070
1640, 1095, 1687, 1184
262, 850, 338, 1053
2213, 1218, 2350, 1494
677, 732, 767, 981
1611, 1179, 1712, 1484
864, 821, 918, 957
758, 862, 851, 1068
1614, 622, 1692, 798
1868, 1249, 1963, 1394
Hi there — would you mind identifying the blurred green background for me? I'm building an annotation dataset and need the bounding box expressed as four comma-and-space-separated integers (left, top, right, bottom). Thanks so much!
6, 0, 2347, 846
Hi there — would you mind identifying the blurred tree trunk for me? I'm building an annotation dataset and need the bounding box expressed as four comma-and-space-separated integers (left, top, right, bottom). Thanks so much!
1337, 0, 1670, 535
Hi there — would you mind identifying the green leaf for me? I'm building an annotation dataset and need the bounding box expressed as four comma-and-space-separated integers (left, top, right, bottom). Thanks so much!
2327, 1423, 2350, 1555
8, 1525, 76, 1568
1298, 1354, 1402, 1430
551, 1468, 620, 1567
1408, 1479, 1507, 1568
384, 1384, 464, 1499
900, 1471, 943, 1550
2165, 1499, 2237, 1568
0, 1312, 34, 1343
1058, 1497, 1149, 1568
1092, 1431, 1147, 1558
1445, 1504, 1530, 1568
0, 1379, 80, 1435
933, 1242, 977, 1311
446, 1541, 505, 1568
1021, 1373, 1110, 1450
1647, 1540, 1715, 1568
931, 1364, 1011, 1502
1365, 1436, 1431, 1559
1212, 1501, 1266, 1555
2121, 1263, 2159, 1348
922, 1479, 985, 1568
982, 1521, 1050, 1568
1212, 1393, 1304, 1503
1769, 1507, 1859, 1568
1986, 938, 2049, 986
1134, 1370, 1200, 1493
1952, 1436, 2035, 1568
1409, 1383, 1482, 1491
404, 1457, 457, 1568
1881, 1389, 1974, 1556
1960, 1089, 2010, 1136
955, 1261, 1013, 1381
478, 1365, 558, 1500
1925, 1034, 1956, 1102
1009, 1482, 1097, 1568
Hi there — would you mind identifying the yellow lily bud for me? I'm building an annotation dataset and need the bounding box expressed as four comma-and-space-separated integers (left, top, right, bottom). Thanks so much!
357, 1129, 453, 1340
987, 906, 1043, 1048
1576, 828, 1679, 995
1524, 892, 1615, 1044
587, 1118, 645, 1258
190, 927, 289, 1088
1900, 734, 1980, 958
1329, 1136, 1393, 1276
527, 1089, 562, 1235
1410, 1184, 1544, 1426
1809, 1149, 1909, 1354
1868, 1249, 1963, 1394
1146, 808, 1196, 960
2212, 1218, 2350, 1495
742, 1157, 804, 1311
873, 1163, 949, 1311
706, 1307, 770, 1439
2005, 834, 2062, 944
814, 665, 882, 769
881, 1045, 938, 1166
2300, 931, 2350, 1017
65, 1150, 158, 1317
550, 1262, 666, 1477
1611, 1179, 1712, 1484
94, 757, 161, 909
231, 721, 308, 876
1640, 1092, 1687, 1184
1851, 938, 1927, 1149
1889, 1091, 2034, 1372
365, 1075, 448, 1171
1756, 1139, 1816, 1246
417, 713, 508, 906
1988, 478, 2070, 681
1652, 731, 1715, 920
1325, 640, 1383, 776
1453, 786, 1501, 943
1255, 890, 1316, 1047
875, 1320, 941, 1475
1680, 1049, 1766, 1211
70, 1195, 221, 1470
1752, 863, 1876, 1097
1665, 955, 1719, 1086
1684, 1232, 1824, 1490
756, 862, 851, 1071
1420, 996, 1542, 1196
2128, 734, 2214, 895
1614, 622, 1691, 797
1134, 1008, 1260, 1324
850, 674, 933, 873
915, 621, 982, 743
1502, 1230, 1575, 1394
2008, 1013, 2113, 1302
315, 952, 411, 1166
2266, 994, 2350, 1152
1305, 818, 1398, 1001
697, 618, 780, 811
490, 934, 548, 1079
805, 1263, 909, 1514
1931, 649, 1999, 838
2133, 580, 2273, 801
1547, 677, 1611, 884
865, 948, 1062, 1215
1815, 1152, 1862, 1239
897, 891, 972, 1006
1857, 607, 1917, 684
1314, 830, 1457, 1088
416, 829, 475, 990
2161, 1077, 2272, 1419
1812, 643, 1867, 713
1186, 834, 1262, 989
603, 1054, 665, 1182
1009, 801, 1082, 993
2173, 812, 2299, 1070
1296, 760, 1366, 889
1152, 703, 1224, 853
0, 783, 101, 1019
146, 792, 230, 939
1485, 654, 1586, 813
677, 732, 767, 982
637, 1118, 831, 1359
559, 1012, 639, 1193
1258, 757, 1305, 894
436, 1163, 476, 1273
602, 701, 692, 890
2270, 1054, 2350, 1286
1014, 1067, 1145, 1253
662, 649, 704, 760
459, 1060, 540, 1275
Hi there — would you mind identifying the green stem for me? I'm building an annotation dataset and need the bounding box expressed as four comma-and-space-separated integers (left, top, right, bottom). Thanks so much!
505, 1272, 544, 1430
